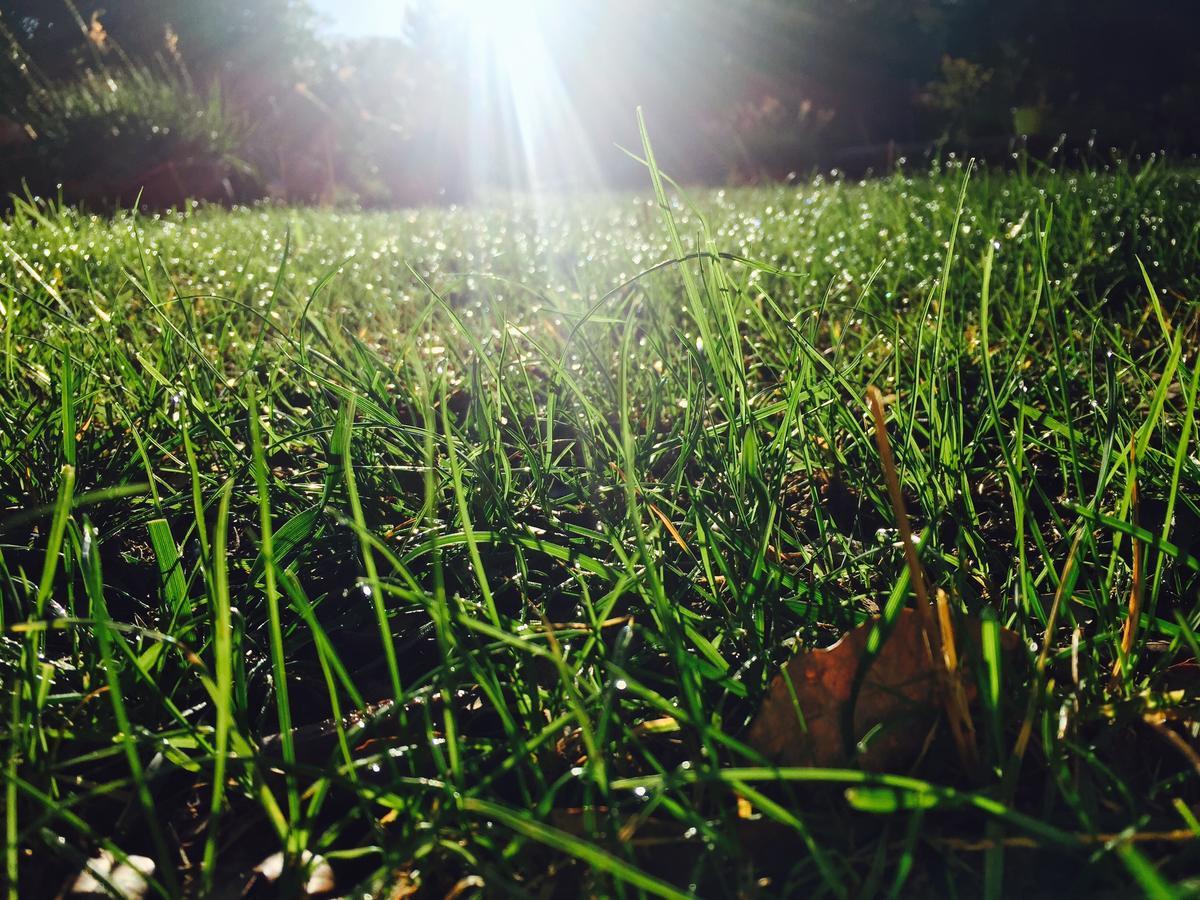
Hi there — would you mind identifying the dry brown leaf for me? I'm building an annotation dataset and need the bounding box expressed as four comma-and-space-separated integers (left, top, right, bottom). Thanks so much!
748, 609, 1018, 770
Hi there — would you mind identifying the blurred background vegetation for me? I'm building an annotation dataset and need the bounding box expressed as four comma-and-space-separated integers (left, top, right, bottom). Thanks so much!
1, 0, 1197, 209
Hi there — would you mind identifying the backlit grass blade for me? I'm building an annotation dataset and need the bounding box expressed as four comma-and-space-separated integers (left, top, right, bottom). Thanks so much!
80, 520, 180, 896
201, 478, 236, 893
248, 383, 301, 840
147, 518, 187, 625
339, 397, 403, 700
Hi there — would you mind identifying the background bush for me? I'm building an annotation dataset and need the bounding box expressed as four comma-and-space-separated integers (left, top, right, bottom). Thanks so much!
8, 62, 248, 206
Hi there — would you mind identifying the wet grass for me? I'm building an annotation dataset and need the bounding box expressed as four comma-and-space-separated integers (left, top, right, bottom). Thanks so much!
2, 147, 1200, 897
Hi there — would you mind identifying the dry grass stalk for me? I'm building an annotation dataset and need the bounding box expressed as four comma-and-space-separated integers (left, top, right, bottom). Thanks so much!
933, 829, 1199, 852
1113, 439, 1143, 683
866, 385, 979, 774
1014, 529, 1085, 762
937, 587, 979, 767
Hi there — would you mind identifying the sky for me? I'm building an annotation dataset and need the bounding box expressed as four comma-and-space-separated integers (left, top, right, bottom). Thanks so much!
309, 0, 408, 38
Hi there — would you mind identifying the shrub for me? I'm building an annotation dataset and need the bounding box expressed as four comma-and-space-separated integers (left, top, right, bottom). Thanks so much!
10, 62, 252, 207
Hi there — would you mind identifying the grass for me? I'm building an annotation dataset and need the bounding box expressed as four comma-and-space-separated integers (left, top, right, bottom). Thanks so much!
1, 146, 1199, 897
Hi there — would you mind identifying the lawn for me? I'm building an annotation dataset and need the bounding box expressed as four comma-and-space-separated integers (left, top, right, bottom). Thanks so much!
3, 152, 1199, 897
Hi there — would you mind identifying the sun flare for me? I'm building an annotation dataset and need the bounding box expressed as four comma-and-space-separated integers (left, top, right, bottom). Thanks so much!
450, 0, 601, 193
